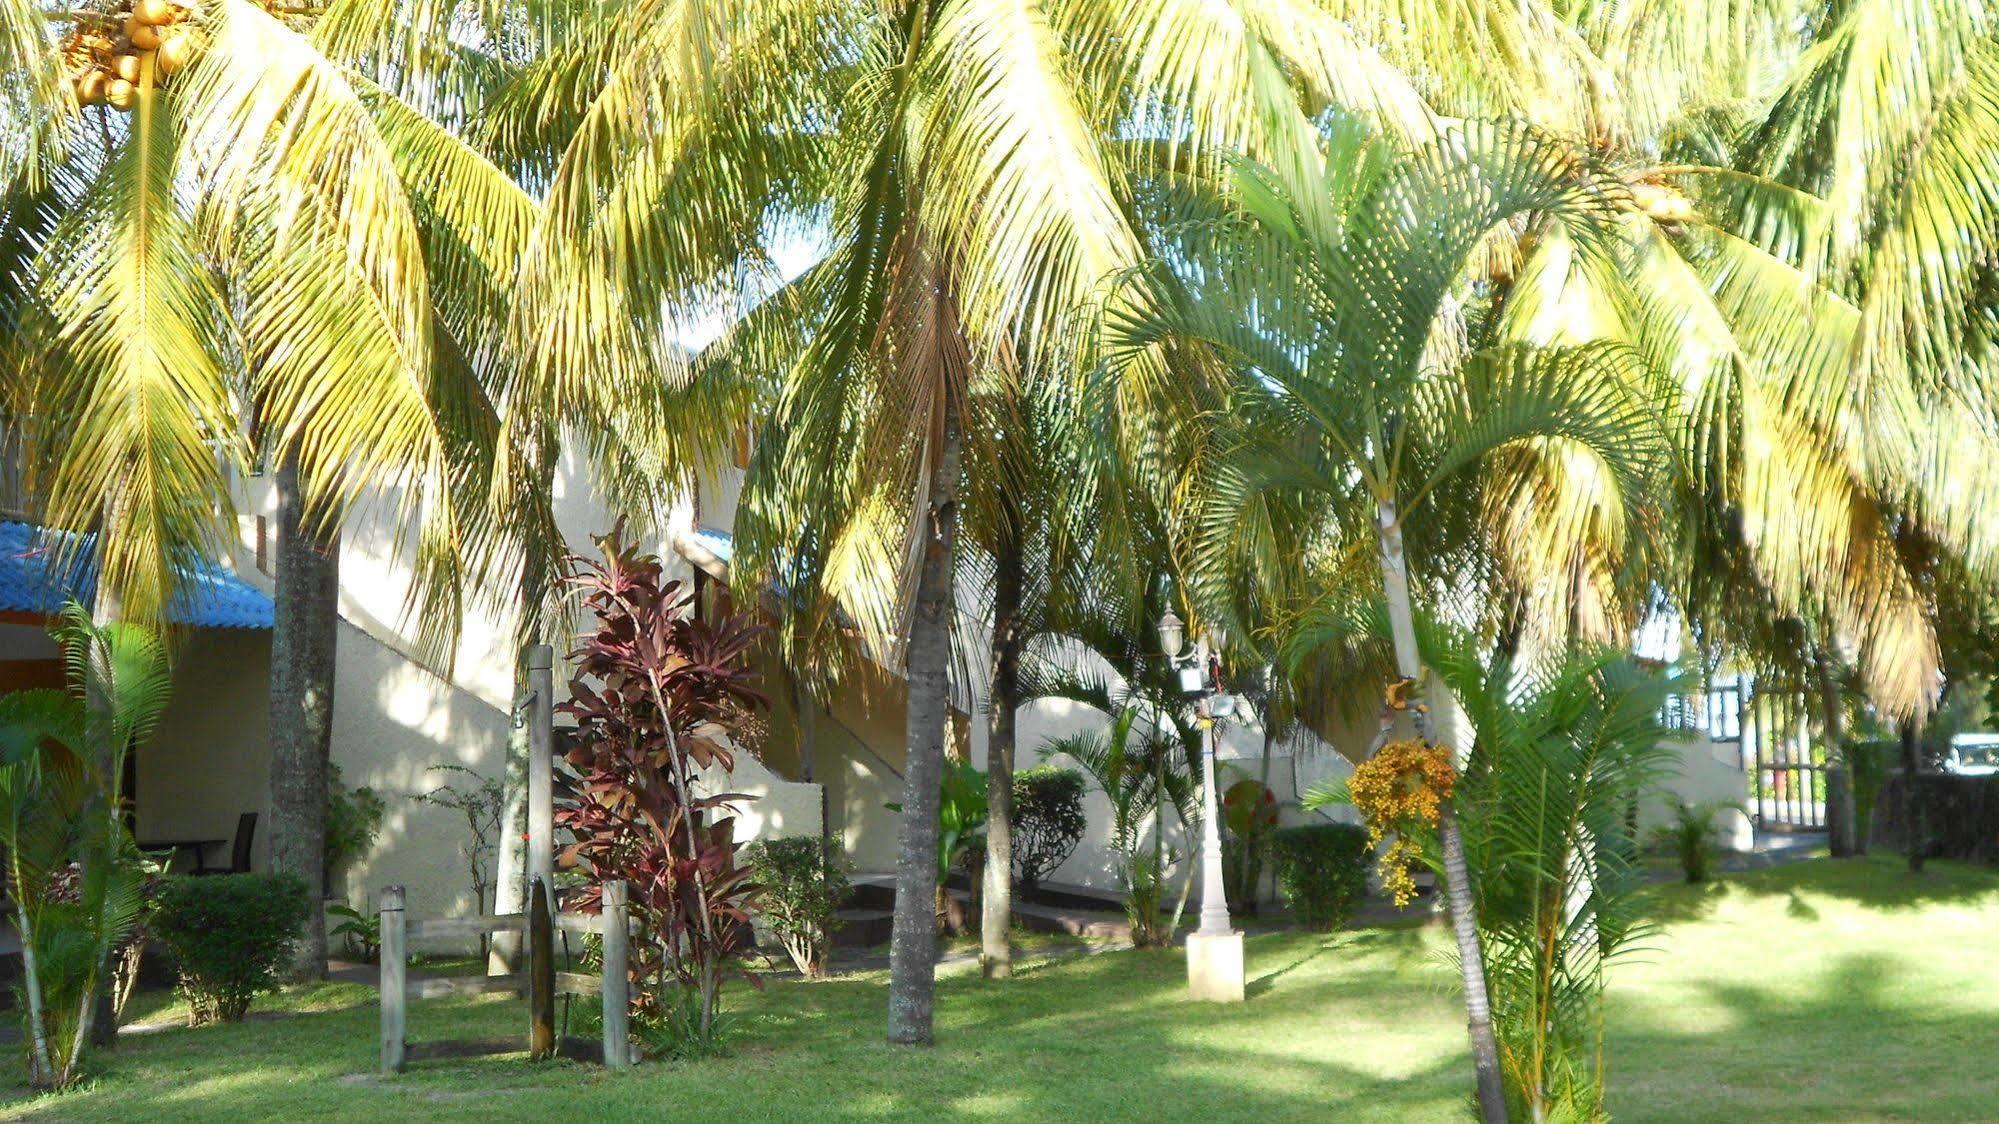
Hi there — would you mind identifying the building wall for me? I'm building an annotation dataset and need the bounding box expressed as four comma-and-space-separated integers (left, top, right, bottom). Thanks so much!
1640, 734, 1756, 853
0, 619, 62, 693
325, 618, 514, 919
135, 629, 273, 864
757, 655, 914, 872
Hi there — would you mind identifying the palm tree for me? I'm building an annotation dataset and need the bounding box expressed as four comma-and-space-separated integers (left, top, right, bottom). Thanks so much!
0, 602, 169, 1088
963, 373, 1119, 976
0, 0, 558, 975
1416, 632, 1680, 1121
1105, 62, 1662, 1119
505, 0, 1439, 1042
1296, 0, 1999, 720
1022, 583, 1204, 947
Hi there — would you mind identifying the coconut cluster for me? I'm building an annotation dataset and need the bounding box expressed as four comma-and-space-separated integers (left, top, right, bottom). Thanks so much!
64, 1, 200, 113
1629, 180, 1696, 224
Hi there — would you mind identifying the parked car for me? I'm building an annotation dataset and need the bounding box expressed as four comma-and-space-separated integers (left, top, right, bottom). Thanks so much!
1943, 735, 1999, 777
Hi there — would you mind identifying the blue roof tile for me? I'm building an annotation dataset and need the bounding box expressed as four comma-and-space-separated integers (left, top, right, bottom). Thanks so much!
0, 520, 274, 629
690, 526, 734, 563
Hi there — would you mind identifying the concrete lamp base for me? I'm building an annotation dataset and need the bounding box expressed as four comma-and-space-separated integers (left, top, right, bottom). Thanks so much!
1185, 930, 1245, 1003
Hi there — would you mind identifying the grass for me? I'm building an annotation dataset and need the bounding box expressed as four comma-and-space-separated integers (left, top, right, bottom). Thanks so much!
8, 854, 1999, 1121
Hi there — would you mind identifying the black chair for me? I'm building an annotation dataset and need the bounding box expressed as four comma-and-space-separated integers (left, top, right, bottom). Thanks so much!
195, 812, 257, 875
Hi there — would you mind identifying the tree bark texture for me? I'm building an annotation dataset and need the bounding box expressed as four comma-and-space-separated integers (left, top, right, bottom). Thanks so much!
268, 461, 341, 979
981, 528, 1022, 978
1814, 647, 1858, 857
888, 380, 962, 1045
87, 577, 120, 1046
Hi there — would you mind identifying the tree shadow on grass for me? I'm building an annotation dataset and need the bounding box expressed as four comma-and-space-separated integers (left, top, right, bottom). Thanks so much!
49, 899, 1999, 1123
1608, 950, 1999, 1122
1640, 853, 1999, 926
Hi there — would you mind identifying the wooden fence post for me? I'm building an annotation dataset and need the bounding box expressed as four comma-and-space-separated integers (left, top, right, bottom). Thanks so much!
526, 644, 554, 893
600, 880, 631, 1069
528, 876, 554, 1060
379, 886, 406, 1075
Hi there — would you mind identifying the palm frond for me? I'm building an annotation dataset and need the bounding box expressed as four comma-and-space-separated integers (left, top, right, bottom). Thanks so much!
24, 65, 233, 624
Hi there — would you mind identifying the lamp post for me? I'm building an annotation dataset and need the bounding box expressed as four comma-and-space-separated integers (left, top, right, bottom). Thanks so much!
1160, 609, 1245, 1001
1195, 688, 1235, 936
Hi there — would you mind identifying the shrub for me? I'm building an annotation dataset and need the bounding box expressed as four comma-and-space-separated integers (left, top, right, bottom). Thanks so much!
152, 873, 311, 1024
1651, 796, 1737, 883
324, 763, 385, 891
1849, 738, 1895, 852
327, 900, 381, 962
1269, 824, 1369, 932
555, 525, 767, 1056
1010, 766, 1085, 893
744, 837, 849, 978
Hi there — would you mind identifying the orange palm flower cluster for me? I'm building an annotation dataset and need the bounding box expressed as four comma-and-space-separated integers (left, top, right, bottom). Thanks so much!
1350, 738, 1456, 907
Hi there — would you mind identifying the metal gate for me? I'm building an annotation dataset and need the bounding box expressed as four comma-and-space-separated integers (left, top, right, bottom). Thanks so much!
1667, 677, 1827, 833
1742, 686, 1825, 831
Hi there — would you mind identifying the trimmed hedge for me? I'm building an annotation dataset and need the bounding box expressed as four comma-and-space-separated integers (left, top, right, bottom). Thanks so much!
1012, 766, 1087, 893
1269, 823, 1370, 932
1875, 771, 1999, 863
153, 872, 311, 1024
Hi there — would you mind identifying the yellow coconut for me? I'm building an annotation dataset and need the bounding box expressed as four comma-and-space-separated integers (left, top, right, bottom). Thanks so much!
113, 53, 144, 84
134, 0, 175, 25
106, 78, 136, 111
76, 70, 108, 105
157, 31, 196, 75
127, 17, 164, 50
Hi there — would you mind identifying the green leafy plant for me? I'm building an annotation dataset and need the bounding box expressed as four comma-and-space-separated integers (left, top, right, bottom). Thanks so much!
152, 872, 312, 1025
1652, 796, 1739, 883
888, 760, 989, 933
1220, 774, 1281, 914
1010, 766, 1086, 895
743, 837, 849, 978
1442, 640, 1680, 1123
1268, 824, 1370, 932
555, 527, 767, 1056
326, 901, 381, 963
888, 761, 989, 881
324, 763, 385, 893
410, 764, 505, 922
0, 602, 167, 1089
107, 857, 167, 1024
1039, 706, 1196, 949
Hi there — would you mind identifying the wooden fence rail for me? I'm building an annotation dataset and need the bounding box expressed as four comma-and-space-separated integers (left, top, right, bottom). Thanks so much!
379, 877, 633, 1074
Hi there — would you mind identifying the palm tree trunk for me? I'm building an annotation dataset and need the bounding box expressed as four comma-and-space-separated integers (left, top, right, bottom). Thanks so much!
794, 677, 819, 786
1375, 499, 1507, 1124
981, 525, 1022, 978
267, 460, 339, 980
888, 381, 961, 1045
14, 900, 53, 1085
1899, 720, 1925, 873
86, 576, 120, 1049
1813, 646, 1857, 857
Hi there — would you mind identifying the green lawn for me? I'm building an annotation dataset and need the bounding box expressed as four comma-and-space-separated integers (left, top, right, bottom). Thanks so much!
9, 854, 1999, 1122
